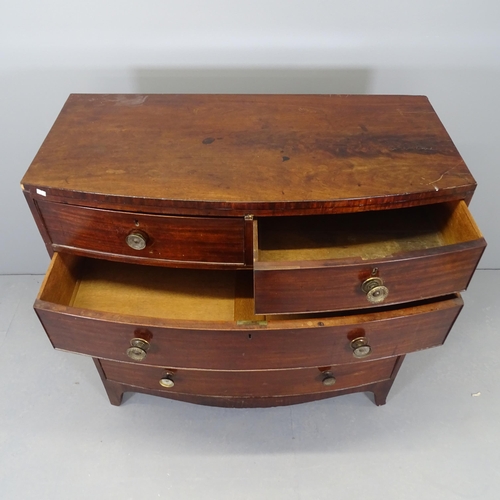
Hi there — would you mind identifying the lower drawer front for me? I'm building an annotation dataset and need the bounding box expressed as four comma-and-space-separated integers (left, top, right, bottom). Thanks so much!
100, 358, 396, 398
36, 295, 462, 370
35, 253, 463, 370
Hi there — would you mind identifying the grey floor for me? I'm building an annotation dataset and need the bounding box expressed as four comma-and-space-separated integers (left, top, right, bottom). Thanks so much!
0, 271, 499, 499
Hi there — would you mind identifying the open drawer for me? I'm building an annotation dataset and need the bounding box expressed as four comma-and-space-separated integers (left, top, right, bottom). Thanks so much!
35, 253, 463, 370
253, 200, 485, 314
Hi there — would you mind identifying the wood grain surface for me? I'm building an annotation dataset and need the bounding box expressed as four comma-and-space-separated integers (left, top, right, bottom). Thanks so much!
35, 253, 463, 370
99, 357, 396, 398
23, 94, 484, 408
22, 94, 476, 216
254, 201, 485, 314
36, 199, 246, 267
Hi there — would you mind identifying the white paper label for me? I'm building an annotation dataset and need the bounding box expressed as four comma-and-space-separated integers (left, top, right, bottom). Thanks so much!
36, 189, 47, 197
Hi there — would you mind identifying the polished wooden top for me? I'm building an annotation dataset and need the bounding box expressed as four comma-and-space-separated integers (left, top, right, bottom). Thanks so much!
22, 94, 475, 215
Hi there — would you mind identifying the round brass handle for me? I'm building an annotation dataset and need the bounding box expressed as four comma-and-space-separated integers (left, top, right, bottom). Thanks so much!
126, 338, 150, 361
361, 277, 389, 304
322, 372, 336, 386
126, 231, 148, 250
159, 373, 175, 388
350, 337, 372, 358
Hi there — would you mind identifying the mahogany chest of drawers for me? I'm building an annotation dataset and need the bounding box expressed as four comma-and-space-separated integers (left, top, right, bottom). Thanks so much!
21, 94, 485, 407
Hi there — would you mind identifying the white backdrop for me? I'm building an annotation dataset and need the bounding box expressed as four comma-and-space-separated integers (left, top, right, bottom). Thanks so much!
1, 1, 499, 273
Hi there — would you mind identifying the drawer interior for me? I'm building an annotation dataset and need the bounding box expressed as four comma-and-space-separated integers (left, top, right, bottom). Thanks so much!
38, 254, 264, 323
257, 200, 481, 262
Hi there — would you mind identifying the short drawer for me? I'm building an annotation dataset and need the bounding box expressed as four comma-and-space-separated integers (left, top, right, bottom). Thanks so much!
35, 253, 463, 370
100, 357, 397, 398
254, 200, 485, 314
36, 199, 245, 267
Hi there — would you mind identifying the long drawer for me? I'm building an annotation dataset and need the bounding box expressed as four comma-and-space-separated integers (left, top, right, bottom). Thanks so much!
99, 357, 397, 398
35, 253, 463, 370
254, 200, 485, 314
35, 199, 246, 267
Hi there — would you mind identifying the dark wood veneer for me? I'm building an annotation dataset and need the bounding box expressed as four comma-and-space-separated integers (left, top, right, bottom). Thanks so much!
35, 284, 462, 370
99, 357, 397, 398
22, 94, 485, 408
254, 242, 484, 314
36, 199, 246, 267
22, 94, 476, 217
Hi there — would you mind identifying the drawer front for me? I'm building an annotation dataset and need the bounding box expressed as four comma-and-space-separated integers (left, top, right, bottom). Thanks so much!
36, 200, 245, 266
100, 357, 397, 398
254, 201, 485, 314
35, 295, 462, 370
254, 247, 482, 314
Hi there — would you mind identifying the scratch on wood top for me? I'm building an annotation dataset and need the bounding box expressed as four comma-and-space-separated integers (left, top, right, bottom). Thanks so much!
425, 165, 459, 186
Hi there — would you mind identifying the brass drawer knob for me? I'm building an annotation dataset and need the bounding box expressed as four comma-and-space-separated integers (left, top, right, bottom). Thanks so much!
322, 372, 336, 386
159, 373, 175, 388
361, 277, 389, 304
126, 231, 148, 250
350, 337, 372, 358
126, 338, 150, 361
